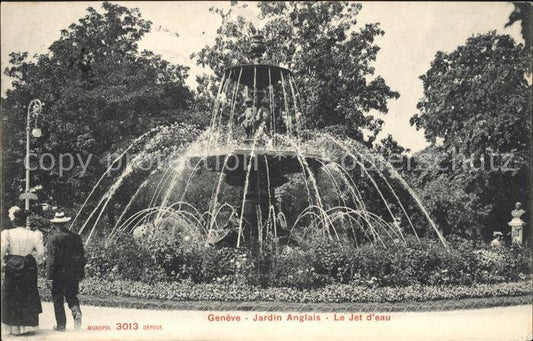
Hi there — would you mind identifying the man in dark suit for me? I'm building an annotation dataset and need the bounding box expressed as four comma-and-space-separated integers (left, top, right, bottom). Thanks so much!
47, 212, 85, 331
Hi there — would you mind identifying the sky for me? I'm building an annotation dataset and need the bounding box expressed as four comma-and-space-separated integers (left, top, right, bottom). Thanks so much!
0, 1, 523, 152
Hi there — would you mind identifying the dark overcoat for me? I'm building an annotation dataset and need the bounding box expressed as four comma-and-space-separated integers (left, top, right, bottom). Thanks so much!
46, 229, 86, 282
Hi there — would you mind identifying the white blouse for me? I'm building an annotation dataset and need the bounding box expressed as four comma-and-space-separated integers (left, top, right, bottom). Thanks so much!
1, 227, 45, 265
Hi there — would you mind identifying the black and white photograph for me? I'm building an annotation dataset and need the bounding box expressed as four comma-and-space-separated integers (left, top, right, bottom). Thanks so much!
1, 1, 532, 340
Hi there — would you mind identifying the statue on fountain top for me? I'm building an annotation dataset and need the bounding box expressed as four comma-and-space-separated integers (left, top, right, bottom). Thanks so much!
256, 96, 271, 132
240, 93, 271, 139
241, 97, 257, 138
508, 202, 526, 245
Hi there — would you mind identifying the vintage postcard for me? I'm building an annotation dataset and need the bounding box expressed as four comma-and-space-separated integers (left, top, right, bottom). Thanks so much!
1, 1, 532, 340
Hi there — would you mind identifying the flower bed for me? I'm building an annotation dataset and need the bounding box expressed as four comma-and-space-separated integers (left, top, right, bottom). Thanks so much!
37, 278, 532, 304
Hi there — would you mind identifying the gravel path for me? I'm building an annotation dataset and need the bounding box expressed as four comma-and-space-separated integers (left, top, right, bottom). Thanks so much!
2, 302, 532, 341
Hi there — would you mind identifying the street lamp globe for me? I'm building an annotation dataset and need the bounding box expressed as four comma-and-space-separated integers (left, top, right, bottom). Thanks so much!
31, 128, 42, 138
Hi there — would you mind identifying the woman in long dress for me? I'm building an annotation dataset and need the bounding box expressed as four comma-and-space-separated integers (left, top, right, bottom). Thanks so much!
1, 206, 44, 335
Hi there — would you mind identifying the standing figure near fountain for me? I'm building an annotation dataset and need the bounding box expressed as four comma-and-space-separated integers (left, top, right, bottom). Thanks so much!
490, 231, 504, 248
508, 202, 526, 245
47, 212, 85, 331
1, 207, 44, 336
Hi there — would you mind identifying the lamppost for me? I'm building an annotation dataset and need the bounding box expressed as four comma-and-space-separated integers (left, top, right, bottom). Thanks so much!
22, 99, 43, 227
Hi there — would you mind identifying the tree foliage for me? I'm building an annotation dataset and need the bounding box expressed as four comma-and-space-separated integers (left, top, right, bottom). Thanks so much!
192, 1, 399, 143
1, 2, 196, 211
506, 2, 532, 51
411, 32, 531, 163
374, 134, 410, 158
409, 32, 531, 242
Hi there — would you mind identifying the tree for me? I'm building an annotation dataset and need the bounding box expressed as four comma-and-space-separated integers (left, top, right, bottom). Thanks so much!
410, 32, 530, 162
374, 134, 410, 158
409, 32, 531, 242
506, 2, 532, 51
406, 146, 491, 240
192, 2, 399, 143
1, 2, 196, 215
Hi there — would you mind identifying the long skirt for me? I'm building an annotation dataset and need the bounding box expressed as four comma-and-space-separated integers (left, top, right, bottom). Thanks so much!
1, 254, 42, 334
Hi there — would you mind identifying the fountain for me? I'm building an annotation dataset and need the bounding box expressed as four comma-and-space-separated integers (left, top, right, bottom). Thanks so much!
72, 35, 448, 251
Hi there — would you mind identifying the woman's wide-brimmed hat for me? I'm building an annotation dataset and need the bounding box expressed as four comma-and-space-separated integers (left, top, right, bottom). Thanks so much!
8, 206, 21, 221
8, 206, 30, 221
493, 231, 503, 236
50, 211, 72, 223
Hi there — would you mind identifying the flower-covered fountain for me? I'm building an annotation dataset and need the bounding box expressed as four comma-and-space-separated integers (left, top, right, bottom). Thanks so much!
72, 35, 447, 251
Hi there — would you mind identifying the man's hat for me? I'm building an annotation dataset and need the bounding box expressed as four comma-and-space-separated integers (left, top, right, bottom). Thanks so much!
50, 211, 72, 223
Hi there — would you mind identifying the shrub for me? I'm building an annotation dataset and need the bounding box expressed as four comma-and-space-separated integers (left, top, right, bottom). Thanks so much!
269, 246, 327, 288
205, 247, 255, 285
85, 234, 166, 283
310, 240, 353, 283
83, 231, 531, 288
345, 239, 531, 287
